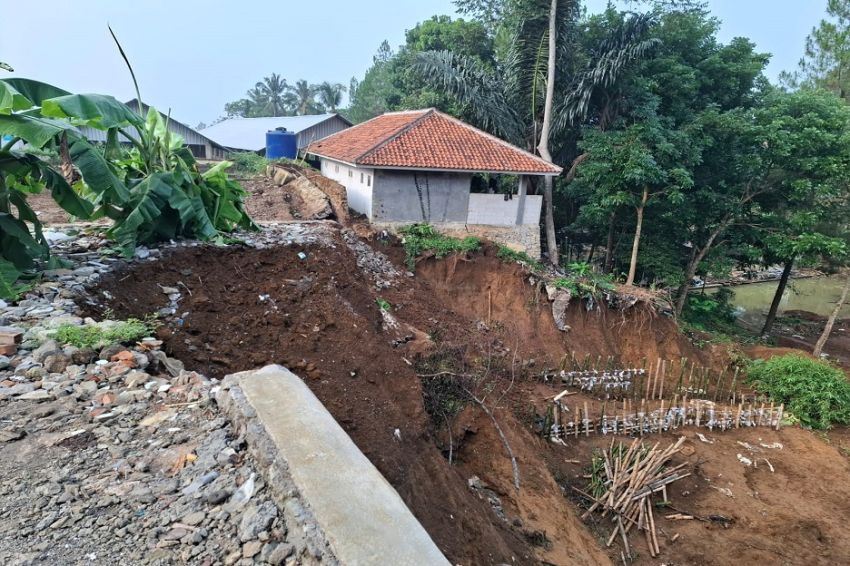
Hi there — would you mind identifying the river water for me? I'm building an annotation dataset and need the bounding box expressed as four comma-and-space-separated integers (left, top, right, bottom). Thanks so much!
708, 275, 850, 329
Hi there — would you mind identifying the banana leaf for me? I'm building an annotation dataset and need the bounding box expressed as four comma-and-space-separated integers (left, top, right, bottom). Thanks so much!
0, 78, 70, 112
107, 172, 175, 255
0, 212, 48, 268
0, 258, 31, 300
42, 94, 143, 129
67, 134, 130, 204
0, 113, 76, 148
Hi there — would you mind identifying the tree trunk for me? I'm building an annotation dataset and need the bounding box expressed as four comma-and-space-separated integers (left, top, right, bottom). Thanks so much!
537, 0, 559, 266
813, 270, 850, 357
626, 187, 648, 286
604, 210, 616, 274
761, 258, 794, 336
674, 219, 730, 316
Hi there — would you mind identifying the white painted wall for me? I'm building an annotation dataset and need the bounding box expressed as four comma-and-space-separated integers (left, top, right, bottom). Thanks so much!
320, 159, 374, 220
466, 193, 542, 226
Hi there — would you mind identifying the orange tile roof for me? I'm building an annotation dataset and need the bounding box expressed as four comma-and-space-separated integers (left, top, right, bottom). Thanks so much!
307, 109, 561, 175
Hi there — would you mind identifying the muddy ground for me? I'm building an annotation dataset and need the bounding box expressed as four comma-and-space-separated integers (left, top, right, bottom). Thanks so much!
84, 227, 850, 565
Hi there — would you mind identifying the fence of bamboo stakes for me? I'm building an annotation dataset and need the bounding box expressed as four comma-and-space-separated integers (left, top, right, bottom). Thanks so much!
547, 354, 784, 439
555, 354, 750, 403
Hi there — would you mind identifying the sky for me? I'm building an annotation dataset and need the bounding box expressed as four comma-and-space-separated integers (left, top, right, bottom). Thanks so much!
0, 1, 829, 127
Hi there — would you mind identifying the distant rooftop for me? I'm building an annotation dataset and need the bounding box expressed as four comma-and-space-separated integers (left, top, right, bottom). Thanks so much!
201, 114, 352, 152
307, 109, 561, 176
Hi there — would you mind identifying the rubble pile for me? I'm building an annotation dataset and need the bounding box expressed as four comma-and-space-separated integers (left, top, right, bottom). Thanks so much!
0, 226, 343, 565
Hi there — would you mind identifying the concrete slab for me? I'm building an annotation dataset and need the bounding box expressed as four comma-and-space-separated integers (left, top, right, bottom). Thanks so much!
228, 365, 450, 566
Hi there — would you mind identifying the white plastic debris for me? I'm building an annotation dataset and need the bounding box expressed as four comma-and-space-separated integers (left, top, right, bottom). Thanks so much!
229, 473, 255, 506
736, 453, 753, 466
696, 433, 714, 444
760, 442, 783, 450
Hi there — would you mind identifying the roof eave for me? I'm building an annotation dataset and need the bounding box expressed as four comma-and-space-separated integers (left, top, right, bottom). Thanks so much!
308, 154, 561, 176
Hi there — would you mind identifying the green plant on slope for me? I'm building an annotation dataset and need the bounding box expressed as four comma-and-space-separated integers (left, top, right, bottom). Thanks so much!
55, 319, 150, 348
400, 223, 480, 271
746, 354, 850, 430
496, 245, 545, 273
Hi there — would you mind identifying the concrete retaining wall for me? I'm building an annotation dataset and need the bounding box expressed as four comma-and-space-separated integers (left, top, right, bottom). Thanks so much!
218, 365, 450, 566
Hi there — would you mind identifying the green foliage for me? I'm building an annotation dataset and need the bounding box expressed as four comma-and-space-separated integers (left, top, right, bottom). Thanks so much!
746, 354, 850, 429
399, 223, 481, 271
229, 152, 268, 174
496, 245, 544, 272
0, 258, 34, 300
781, 0, 850, 101
552, 262, 616, 298
55, 319, 150, 349
682, 288, 738, 332
0, 77, 256, 295
224, 74, 344, 118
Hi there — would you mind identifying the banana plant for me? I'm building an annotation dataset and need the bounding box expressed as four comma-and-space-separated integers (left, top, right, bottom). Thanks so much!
0, 77, 256, 298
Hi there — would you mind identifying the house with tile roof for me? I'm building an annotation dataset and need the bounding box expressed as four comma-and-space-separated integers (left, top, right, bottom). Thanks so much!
306, 109, 561, 257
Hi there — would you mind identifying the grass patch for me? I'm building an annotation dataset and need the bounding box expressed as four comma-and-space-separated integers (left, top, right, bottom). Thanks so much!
746, 354, 850, 430
496, 245, 545, 272
399, 224, 480, 271
55, 319, 151, 349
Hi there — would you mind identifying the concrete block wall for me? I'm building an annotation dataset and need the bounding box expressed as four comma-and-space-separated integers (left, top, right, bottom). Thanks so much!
466, 193, 543, 226
372, 170, 470, 223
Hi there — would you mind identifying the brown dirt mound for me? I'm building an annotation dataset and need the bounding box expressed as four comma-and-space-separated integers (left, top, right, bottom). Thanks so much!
82, 232, 850, 565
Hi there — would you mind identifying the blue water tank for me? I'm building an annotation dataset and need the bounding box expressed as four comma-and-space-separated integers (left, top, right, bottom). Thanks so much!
266, 128, 298, 159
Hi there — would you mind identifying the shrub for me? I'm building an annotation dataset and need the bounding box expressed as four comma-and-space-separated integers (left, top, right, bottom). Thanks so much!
399, 224, 480, 271
682, 288, 738, 332
746, 354, 850, 429
55, 319, 150, 348
230, 152, 268, 174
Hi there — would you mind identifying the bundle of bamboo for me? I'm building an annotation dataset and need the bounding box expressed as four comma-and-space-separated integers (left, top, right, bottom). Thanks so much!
576, 437, 690, 559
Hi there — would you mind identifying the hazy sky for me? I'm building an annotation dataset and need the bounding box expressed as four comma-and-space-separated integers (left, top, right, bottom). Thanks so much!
0, 1, 827, 127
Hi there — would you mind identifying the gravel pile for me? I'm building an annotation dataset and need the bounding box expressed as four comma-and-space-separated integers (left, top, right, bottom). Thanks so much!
0, 224, 343, 565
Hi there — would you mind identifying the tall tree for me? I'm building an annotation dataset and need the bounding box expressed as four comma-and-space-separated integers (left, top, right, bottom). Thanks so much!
415, 5, 656, 262
814, 270, 850, 357
751, 89, 850, 335
256, 73, 289, 116
317, 82, 346, 112
348, 41, 400, 123
575, 101, 696, 286
290, 80, 321, 115
538, 0, 560, 264
782, 0, 850, 101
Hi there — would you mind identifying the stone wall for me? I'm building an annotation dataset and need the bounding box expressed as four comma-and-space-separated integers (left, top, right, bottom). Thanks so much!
375, 221, 541, 259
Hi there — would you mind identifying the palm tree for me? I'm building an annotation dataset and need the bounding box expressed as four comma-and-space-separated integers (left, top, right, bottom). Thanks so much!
318, 82, 347, 112
414, 4, 657, 264
246, 86, 267, 116
256, 73, 289, 116
290, 80, 321, 115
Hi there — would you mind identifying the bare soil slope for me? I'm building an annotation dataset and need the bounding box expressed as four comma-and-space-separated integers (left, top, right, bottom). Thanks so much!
84, 229, 850, 565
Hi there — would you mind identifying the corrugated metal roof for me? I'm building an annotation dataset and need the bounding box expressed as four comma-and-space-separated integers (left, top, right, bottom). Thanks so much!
201, 114, 352, 152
